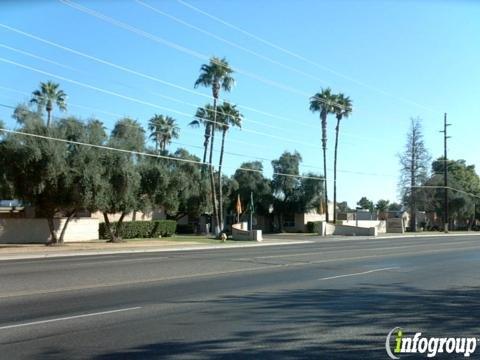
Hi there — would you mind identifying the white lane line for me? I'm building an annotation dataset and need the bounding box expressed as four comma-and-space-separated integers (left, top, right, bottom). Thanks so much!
318, 267, 399, 281
0, 306, 142, 330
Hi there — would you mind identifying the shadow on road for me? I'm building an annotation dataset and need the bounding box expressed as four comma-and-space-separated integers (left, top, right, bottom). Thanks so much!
82, 284, 480, 359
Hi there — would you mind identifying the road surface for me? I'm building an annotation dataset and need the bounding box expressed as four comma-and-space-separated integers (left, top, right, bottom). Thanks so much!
1, 234, 479, 359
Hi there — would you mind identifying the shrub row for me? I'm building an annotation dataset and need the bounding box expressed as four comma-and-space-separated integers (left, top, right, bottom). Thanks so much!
306, 221, 323, 234
99, 220, 177, 240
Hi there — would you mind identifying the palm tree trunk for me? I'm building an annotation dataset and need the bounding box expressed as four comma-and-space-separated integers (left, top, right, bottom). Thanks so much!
47, 109, 51, 128
203, 124, 211, 164
218, 128, 227, 231
209, 97, 220, 237
321, 115, 329, 223
333, 118, 341, 223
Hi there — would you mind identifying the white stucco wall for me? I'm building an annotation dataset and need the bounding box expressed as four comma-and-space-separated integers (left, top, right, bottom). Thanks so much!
0, 218, 99, 243
340, 220, 386, 234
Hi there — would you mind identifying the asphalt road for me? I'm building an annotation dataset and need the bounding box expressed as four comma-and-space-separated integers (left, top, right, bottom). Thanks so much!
1, 235, 480, 359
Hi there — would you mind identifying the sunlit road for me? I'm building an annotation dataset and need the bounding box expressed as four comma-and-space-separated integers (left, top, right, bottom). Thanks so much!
1, 235, 480, 359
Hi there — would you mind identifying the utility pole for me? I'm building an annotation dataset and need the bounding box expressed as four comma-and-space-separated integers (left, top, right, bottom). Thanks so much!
440, 113, 451, 233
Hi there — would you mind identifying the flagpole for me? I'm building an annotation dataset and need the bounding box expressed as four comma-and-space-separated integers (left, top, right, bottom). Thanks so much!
250, 191, 253, 231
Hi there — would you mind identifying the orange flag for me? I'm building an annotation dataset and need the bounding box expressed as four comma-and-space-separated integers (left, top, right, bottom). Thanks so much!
236, 194, 242, 214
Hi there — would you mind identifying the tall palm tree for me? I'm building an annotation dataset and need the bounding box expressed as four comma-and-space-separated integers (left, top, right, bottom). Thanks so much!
189, 104, 216, 163
148, 114, 179, 152
30, 81, 67, 127
309, 88, 337, 222
216, 102, 243, 230
194, 56, 235, 236
332, 94, 353, 222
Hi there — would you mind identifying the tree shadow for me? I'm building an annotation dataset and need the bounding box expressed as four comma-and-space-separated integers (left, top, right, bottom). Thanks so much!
89, 284, 480, 359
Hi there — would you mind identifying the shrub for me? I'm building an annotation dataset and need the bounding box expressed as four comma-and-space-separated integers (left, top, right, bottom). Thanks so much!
306, 221, 315, 233
99, 220, 177, 240
307, 221, 323, 234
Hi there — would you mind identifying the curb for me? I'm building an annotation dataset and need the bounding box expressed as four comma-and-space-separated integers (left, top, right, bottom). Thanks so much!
0, 240, 313, 261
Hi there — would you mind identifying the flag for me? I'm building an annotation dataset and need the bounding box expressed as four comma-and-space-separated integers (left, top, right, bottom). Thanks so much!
247, 191, 255, 213
236, 194, 242, 215
319, 199, 325, 215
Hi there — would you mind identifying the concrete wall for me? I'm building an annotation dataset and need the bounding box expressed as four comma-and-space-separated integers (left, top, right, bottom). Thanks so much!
232, 222, 263, 241
0, 218, 99, 243
340, 220, 386, 234
316, 221, 377, 237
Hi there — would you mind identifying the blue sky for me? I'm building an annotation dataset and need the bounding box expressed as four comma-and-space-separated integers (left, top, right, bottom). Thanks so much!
0, 0, 479, 207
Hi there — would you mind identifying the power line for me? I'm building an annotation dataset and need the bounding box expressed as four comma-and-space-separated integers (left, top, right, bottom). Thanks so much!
412, 185, 480, 200
0, 56, 325, 150
0, 127, 326, 181
2, 40, 306, 135
176, 0, 439, 114
1, 97, 397, 179
59, 0, 351, 111
134, 0, 331, 86
0, 23, 321, 130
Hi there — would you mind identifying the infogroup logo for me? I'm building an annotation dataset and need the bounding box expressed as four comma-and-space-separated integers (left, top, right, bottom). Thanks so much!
385, 327, 477, 359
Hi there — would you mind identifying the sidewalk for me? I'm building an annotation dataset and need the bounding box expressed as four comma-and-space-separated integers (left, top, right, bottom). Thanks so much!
0, 238, 312, 261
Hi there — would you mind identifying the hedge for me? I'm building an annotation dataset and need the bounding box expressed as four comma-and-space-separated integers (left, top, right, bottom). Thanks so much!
99, 220, 177, 240
306, 221, 323, 234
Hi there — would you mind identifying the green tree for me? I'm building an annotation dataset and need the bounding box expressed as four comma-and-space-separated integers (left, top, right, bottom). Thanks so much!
30, 81, 67, 127
421, 158, 480, 228
167, 149, 209, 220
332, 93, 353, 222
194, 56, 235, 237
232, 161, 272, 218
357, 197, 374, 212
99, 118, 144, 242
148, 114, 179, 152
0, 112, 107, 244
216, 101, 243, 230
399, 118, 430, 231
375, 199, 390, 219
190, 104, 216, 165
271, 151, 302, 231
337, 201, 351, 213
388, 202, 403, 212
375, 199, 390, 213
309, 88, 337, 222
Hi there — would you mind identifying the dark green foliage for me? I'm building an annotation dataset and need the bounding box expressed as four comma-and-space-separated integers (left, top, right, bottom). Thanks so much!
306, 221, 315, 233
99, 220, 176, 240
357, 197, 374, 212
176, 224, 195, 234
307, 221, 323, 234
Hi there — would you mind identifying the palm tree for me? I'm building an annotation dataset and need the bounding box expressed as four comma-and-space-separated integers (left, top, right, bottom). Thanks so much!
216, 102, 243, 230
194, 56, 235, 236
148, 114, 179, 152
332, 93, 353, 222
309, 88, 337, 222
30, 81, 67, 127
189, 104, 216, 163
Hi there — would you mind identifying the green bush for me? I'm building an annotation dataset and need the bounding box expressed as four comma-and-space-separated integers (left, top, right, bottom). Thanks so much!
99, 220, 177, 240
306, 221, 315, 233
307, 221, 323, 234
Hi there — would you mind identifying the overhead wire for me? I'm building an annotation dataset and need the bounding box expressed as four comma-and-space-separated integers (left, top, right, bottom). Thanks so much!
58, 0, 351, 111
175, 0, 440, 114
0, 56, 326, 149
0, 127, 326, 181
0, 23, 322, 130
